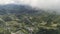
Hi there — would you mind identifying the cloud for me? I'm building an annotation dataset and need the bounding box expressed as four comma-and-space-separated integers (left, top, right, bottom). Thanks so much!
0, 0, 15, 4
0, 0, 60, 11
13, 0, 60, 9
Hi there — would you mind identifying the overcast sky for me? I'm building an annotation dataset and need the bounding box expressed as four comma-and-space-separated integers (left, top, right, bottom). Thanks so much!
0, 0, 60, 11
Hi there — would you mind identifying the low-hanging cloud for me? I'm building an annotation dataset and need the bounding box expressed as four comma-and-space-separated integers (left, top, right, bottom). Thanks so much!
0, 0, 60, 12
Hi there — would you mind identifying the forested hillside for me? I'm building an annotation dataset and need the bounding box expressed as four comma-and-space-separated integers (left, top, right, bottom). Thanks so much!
0, 4, 60, 34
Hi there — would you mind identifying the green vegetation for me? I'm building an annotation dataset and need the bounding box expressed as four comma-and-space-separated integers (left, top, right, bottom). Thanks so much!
0, 12, 60, 34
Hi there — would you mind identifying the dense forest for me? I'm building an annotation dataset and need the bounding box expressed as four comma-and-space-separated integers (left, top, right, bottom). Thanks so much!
0, 4, 60, 34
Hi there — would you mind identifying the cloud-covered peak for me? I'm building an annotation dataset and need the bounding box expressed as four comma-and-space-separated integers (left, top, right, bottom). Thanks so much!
0, 0, 60, 12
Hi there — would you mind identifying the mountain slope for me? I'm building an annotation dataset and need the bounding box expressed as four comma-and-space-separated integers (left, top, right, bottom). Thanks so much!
0, 4, 45, 15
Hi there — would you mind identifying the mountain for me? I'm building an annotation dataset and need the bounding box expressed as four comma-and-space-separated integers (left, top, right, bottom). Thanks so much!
0, 4, 45, 15
0, 4, 59, 34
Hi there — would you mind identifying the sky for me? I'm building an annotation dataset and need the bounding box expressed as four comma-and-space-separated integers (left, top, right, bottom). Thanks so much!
0, 0, 60, 11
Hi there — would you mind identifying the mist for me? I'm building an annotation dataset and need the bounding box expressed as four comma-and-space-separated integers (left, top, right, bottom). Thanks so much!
0, 0, 60, 12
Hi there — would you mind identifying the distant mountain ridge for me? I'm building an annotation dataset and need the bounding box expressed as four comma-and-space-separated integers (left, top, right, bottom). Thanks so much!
0, 4, 45, 15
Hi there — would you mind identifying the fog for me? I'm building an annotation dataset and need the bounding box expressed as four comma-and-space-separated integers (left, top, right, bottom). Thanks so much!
0, 0, 60, 12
